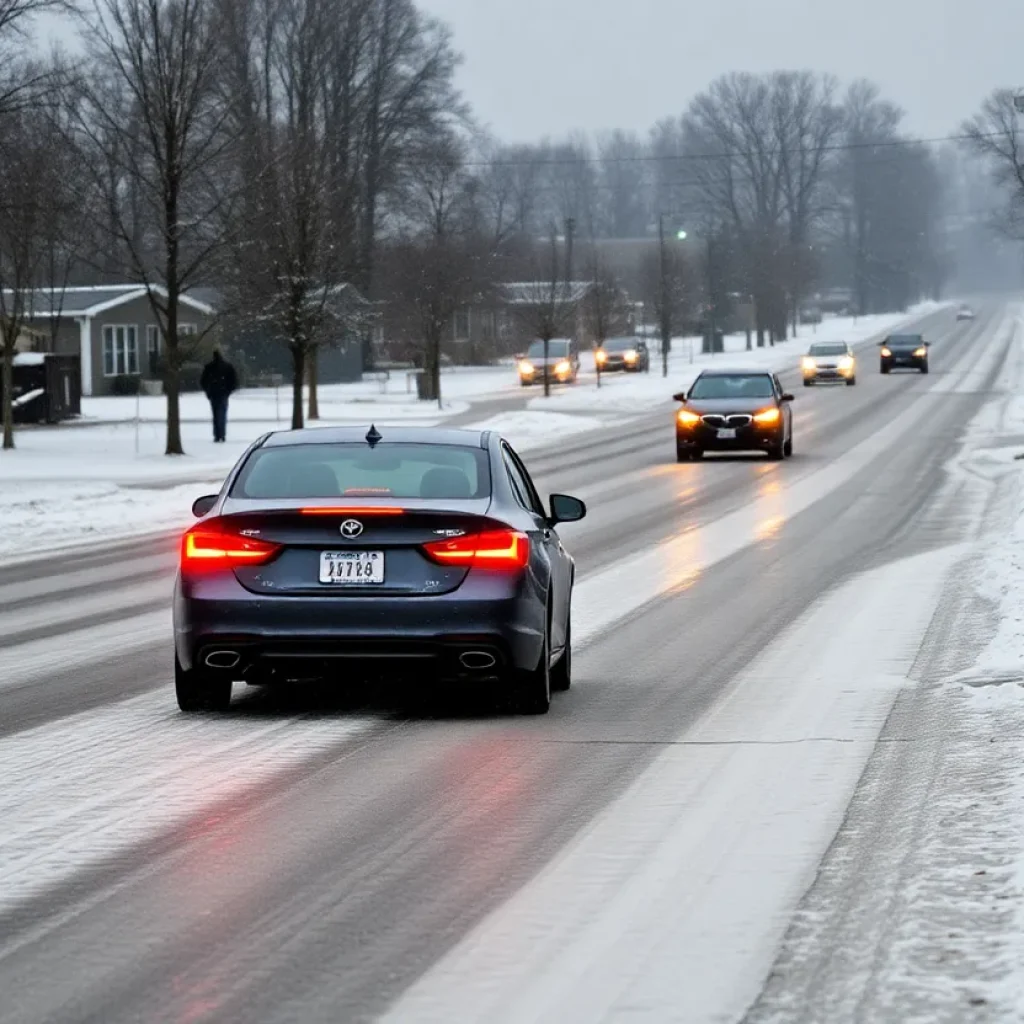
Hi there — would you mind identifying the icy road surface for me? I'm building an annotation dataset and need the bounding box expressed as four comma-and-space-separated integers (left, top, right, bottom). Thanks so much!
1, 303, 1022, 1023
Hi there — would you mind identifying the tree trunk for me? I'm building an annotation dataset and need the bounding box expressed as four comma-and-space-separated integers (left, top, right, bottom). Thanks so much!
164, 324, 184, 456
307, 346, 320, 421
1, 340, 13, 450
291, 343, 306, 430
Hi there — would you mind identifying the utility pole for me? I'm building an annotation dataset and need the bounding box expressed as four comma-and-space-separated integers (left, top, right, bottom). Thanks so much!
658, 213, 670, 377
705, 234, 717, 356
565, 217, 577, 353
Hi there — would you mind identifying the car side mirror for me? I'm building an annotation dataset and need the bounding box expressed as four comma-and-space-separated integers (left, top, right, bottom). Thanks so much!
780, 393, 794, 402
672, 391, 688, 403
192, 494, 218, 518
549, 493, 587, 525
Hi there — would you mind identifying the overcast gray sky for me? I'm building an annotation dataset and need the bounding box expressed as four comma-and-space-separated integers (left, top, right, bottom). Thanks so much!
420, 0, 1022, 143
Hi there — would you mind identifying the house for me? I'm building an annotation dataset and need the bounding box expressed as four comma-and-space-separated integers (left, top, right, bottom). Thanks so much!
209, 284, 367, 386
14, 284, 217, 397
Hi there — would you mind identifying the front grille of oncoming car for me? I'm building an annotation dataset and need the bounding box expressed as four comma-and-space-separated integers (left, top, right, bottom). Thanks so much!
702, 413, 753, 428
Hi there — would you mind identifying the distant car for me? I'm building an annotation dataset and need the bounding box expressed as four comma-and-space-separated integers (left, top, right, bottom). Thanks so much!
956, 305, 975, 321
800, 305, 823, 325
880, 334, 929, 374
801, 341, 856, 386
518, 338, 580, 386
673, 369, 794, 462
173, 425, 587, 716
595, 337, 650, 373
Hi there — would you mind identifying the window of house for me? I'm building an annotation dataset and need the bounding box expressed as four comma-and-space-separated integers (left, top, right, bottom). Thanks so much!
146, 322, 196, 359
453, 310, 471, 341
102, 325, 139, 377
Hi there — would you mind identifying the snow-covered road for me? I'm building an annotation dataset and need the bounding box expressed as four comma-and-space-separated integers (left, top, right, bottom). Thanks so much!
1, 301, 1023, 1023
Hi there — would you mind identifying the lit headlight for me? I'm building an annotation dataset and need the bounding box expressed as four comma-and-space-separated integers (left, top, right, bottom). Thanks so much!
839, 356, 854, 370
802, 356, 816, 371
624, 349, 638, 362
595, 350, 607, 364
519, 360, 535, 375
880, 347, 892, 358
677, 409, 701, 427
753, 407, 781, 425
913, 347, 927, 357
555, 360, 571, 375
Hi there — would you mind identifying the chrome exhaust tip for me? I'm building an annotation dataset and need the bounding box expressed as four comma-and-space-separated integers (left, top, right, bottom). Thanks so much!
204, 650, 241, 670
459, 651, 497, 671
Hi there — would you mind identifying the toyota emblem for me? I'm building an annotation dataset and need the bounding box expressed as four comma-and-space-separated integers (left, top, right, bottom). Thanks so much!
340, 519, 364, 538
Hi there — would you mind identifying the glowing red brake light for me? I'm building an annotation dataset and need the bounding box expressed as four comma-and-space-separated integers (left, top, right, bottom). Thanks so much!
300, 507, 404, 516
422, 529, 530, 570
181, 525, 280, 570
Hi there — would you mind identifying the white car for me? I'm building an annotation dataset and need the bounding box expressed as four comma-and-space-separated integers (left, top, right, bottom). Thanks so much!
956, 305, 975, 321
801, 341, 856, 386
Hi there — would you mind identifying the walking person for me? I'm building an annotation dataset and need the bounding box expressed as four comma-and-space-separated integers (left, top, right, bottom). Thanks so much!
200, 348, 238, 443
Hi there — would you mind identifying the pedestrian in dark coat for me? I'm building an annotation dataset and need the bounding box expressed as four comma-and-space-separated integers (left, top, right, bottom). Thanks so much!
200, 349, 238, 443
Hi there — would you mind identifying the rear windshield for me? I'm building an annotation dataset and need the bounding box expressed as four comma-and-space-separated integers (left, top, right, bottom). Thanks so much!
603, 338, 638, 352
809, 343, 847, 356
232, 443, 491, 500
689, 374, 775, 400
526, 340, 569, 358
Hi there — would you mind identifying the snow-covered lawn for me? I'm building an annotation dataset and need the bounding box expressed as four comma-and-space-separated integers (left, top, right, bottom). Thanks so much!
0, 304, 947, 561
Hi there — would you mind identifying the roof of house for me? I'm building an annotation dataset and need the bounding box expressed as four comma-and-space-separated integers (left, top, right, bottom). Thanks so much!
500, 281, 596, 306
11, 284, 217, 318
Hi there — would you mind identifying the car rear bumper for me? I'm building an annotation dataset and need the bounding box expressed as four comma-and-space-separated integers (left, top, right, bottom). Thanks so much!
174, 576, 546, 682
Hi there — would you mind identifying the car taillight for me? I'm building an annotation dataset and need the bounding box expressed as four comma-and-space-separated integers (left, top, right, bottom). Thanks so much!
181, 524, 280, 570
422, 529, 530, 570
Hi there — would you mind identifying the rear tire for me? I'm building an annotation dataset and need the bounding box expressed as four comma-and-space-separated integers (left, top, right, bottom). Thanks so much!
175, 655, 232, 713
515, 612, 551, 714
551, 618, 571, 692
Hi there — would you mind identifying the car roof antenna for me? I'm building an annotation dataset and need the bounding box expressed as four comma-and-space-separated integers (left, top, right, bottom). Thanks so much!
365, 424, 382, 448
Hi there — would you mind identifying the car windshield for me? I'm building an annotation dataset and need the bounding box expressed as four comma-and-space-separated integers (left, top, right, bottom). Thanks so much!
809, 344, 847, 356
887, 335, 923, 348
689, 374, 775, 400
603, 338, 637, 352
231, 443, 491, 500
526, 340, 569, 358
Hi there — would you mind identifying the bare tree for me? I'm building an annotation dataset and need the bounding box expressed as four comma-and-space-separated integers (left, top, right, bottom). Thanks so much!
0, 87, 78, 449
219, 0, 363, 431
76, 0, 232, 455
772, 71, 843, 333
597, 129, 649, 238
356, 0, 464, 368
962, 89, 1024, 240
681, 73, 786, 346
639, 237, 688, 374
582, 246, 628, 386
387, 132, 479, 406
506, 231, 579, 398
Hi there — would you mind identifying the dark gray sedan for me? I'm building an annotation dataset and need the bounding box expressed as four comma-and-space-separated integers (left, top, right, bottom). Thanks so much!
173, 426, 586, 716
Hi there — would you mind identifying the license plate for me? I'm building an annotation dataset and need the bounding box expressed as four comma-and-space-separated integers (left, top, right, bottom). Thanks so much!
319, 550, 384, 585
717, 428, 737, 439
